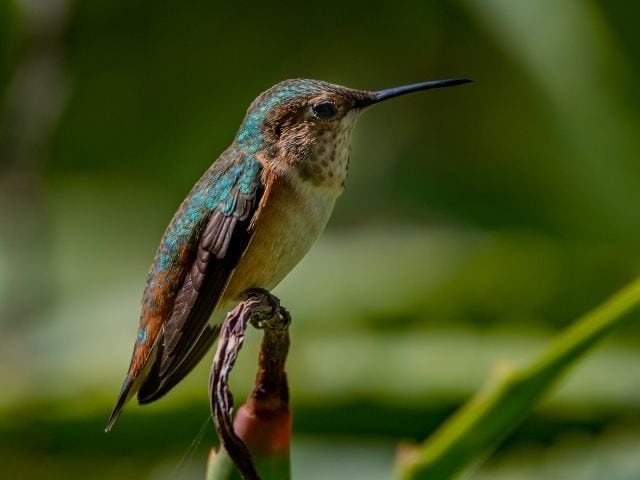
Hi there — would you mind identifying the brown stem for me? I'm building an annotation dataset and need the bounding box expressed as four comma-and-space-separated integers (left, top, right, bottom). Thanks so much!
209, 289, 291, 480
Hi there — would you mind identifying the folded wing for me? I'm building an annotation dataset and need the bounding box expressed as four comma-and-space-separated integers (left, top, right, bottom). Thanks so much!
106, 150, 264, 430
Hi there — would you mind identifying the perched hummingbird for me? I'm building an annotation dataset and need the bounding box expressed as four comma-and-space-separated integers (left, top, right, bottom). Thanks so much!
106, 77, 471, 431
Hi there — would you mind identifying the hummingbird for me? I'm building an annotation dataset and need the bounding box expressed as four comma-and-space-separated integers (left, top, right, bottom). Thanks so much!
106, 77, 471, 431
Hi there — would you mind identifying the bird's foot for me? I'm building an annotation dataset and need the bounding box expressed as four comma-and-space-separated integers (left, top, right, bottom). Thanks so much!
244, 288, 291, 330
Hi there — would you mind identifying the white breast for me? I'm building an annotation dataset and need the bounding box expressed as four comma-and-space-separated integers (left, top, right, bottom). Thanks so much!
222, 174, 339, 302
262, 176, 339, 289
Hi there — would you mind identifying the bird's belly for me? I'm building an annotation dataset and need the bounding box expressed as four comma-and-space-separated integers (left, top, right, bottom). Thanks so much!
222, 179, 338, 303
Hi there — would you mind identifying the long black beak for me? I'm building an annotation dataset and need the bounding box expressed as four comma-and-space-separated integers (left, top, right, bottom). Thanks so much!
357, 78, 472, 107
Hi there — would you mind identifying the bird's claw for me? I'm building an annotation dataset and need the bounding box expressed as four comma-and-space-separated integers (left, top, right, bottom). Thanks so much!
244, 288, 290, 330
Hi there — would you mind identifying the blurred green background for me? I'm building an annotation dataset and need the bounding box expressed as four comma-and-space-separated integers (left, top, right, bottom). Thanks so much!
2, 0, 640, 478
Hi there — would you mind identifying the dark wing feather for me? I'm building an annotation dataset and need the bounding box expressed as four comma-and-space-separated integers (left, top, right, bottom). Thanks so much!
137, 324, 219, 404
136, 155, 263, 404
161, 211, 239, 367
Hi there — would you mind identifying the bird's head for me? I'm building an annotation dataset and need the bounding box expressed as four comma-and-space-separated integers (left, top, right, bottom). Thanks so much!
235, 78, 470, 188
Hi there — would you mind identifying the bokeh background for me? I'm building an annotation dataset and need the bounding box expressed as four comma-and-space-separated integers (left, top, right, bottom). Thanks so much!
2, 0, 640, 478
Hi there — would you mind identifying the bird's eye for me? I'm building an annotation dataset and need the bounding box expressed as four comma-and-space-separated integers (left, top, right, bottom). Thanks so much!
311, 101, 338, 120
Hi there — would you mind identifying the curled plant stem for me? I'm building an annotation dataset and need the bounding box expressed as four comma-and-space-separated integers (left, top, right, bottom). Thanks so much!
208, 289, 291, 480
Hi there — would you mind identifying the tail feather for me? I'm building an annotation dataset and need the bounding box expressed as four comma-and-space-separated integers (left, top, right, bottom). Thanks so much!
105, 376, 135, 432
105, 335, 162, 431
106, 322, 219, 430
